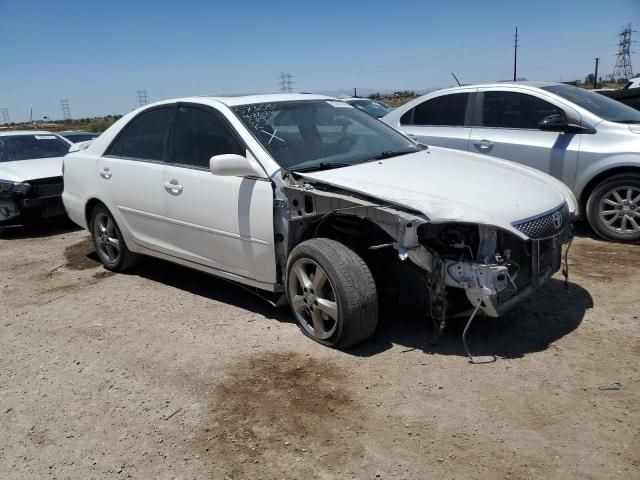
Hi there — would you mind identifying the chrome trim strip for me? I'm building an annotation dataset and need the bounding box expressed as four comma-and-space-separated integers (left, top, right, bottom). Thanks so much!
511, 202, 566, 227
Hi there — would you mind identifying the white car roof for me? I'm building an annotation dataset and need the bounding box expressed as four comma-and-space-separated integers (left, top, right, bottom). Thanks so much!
0, 130, 58, 137
140, 93, 336, 110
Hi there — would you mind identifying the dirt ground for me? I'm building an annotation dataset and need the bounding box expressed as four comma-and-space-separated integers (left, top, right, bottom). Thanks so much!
1, 222, 638, 480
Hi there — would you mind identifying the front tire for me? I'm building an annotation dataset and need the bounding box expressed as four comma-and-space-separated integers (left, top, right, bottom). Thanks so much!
286, 238, 378, 349
90, 204, 139, 271
586, 173, 640, 243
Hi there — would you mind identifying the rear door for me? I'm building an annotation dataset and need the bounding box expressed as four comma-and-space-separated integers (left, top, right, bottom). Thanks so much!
96, 106, 175, 253
163, 104, 276, 284
398, 90, 475, 151
469, 88, 581, 186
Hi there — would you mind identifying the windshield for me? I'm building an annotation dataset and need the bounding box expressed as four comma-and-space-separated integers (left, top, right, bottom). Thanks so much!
346, 99, 393, 118
232, 100, 417, 172
542, 84, 640, 123
62, 133, 98, 143
0, 134, 70, 162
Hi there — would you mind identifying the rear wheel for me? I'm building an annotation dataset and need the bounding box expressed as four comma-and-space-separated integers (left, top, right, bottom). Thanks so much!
90, 204, 139, 271
286, 238, 378, 349
586, 174, 640, 243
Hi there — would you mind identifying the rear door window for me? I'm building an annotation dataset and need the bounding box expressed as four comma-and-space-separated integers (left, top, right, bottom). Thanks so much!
170, 106, 244, 169
400, 93, 470, 126
106, 107, 175, 161
481, 91, 564, 129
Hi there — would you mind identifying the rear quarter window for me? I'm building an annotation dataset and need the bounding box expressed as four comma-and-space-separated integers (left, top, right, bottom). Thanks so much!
106, 107, 175, 161
400, 93, 470, 126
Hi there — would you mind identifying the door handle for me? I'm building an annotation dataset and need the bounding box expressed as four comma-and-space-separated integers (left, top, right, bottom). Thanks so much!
473, 140, 494, 151
164, 180, 183, 195
99, 167, 112, 179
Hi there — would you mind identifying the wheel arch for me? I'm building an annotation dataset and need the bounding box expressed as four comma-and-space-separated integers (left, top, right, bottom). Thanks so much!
578, 165, 640, 216
84, 197, 107, 227
294, 213, 395, 256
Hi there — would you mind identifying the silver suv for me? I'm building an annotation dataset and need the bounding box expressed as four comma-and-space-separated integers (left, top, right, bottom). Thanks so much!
383, 82, 640, 243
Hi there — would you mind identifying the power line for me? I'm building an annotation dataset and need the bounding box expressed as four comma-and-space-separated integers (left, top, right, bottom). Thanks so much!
611, 23, 635, 80
513, 26, 519, 81
279, 72, 294, 93
1, 108, 9, 124
137, 90, 149, 107
60, 100, 71, 120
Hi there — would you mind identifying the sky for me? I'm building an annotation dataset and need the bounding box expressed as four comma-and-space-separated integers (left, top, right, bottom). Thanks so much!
1, 0, 638, 122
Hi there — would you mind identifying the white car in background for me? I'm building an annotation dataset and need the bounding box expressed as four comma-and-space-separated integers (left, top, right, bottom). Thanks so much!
58, 130, 99, 144
341, 97, 393, 118
63, 95, 575, 351
383, 82, 640, 243
0, 131, 71, 227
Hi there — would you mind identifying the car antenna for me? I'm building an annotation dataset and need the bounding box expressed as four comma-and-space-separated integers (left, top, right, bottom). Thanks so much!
451, 72, 462, 86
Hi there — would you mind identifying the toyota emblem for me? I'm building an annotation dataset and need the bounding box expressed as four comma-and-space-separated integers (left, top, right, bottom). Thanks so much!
551, 211, 563, 229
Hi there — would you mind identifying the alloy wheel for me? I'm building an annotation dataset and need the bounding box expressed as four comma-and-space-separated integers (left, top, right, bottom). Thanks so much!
288, 258, 339, 340
93, 212, 121, 265
598, 185, 640, 234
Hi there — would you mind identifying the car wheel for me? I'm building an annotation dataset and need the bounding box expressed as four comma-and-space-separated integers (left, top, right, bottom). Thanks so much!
90, 204, 138, 271
286, 238, 378, 349
586, 173, 640, 243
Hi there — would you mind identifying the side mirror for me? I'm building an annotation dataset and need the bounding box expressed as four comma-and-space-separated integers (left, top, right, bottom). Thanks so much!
68, 140, 93, 153
538, 114, 595, 134
209, 154, 265, 178
538, 113, 569, 132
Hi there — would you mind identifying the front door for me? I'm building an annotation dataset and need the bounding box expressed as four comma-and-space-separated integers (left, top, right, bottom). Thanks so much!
163, 105, 276, 284
469, 89, 581, 187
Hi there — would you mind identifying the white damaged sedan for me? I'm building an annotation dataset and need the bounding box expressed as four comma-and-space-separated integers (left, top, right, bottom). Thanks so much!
0, 131, 71, 227
62, 95, 576, 350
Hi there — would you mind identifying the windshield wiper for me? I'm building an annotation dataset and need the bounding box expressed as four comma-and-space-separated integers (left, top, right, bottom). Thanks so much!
363, 149, 418, 162
292, 162, 353, 173
291, 149, 417, 173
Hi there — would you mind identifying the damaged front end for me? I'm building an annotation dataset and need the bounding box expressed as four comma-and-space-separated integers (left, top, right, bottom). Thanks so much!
279, 175, 574, 334
0, 177, 66, 227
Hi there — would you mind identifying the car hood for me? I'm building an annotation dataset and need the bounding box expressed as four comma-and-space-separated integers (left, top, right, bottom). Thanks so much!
0, 157, 64, 182
300, 147, 573, 236
628, 124, 640, 134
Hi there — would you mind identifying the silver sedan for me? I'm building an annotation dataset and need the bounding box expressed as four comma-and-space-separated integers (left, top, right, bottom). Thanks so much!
383, 82, 640, 243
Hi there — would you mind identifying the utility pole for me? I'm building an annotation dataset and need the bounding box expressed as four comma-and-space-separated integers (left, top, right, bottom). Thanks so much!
278, 72, 294, 93
594, 58, 599, 89
279, 72, 287, 93
611, 23, 635, 81
137, 90, 149, 107
286, 72, 294, 93
0, 108, 9, 125
353, 87, 357, 97
513, 27, 519, 82
60, 100, 71, 120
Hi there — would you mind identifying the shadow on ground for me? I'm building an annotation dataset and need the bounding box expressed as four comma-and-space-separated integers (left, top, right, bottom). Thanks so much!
62, 234, 593, 358
0, 219, 80, 239
135, 254, 591, 360
350, 278, 593, 359
134, 257, 292, 323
